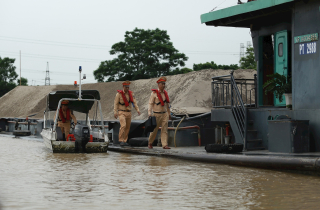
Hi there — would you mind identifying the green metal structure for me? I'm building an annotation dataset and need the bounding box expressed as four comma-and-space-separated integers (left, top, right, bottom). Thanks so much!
201, 0, 295, 25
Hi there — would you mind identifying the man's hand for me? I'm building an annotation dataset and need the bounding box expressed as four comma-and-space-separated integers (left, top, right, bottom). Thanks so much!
148, 113, 152, 117
138, 111, 141, 116
114, 113, 118, 119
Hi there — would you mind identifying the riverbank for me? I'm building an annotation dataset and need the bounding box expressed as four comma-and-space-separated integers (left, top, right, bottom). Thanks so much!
108, 144, 320, 175
0, 69, 256, 120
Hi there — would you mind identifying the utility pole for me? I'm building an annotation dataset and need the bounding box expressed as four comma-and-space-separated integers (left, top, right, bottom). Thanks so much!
45, 62, 50, 86
20, 50, 21, 86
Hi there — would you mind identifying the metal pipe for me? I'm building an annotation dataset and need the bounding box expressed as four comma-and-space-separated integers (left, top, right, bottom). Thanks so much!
20, 50, 21, 86
98, 101, 105, 135
159, 125, 201, 146
222, 81, 225, 106
243, 108, 248, 151
44, 110, 46, 128
245, 80, 248, 105
215, 126, 220, 144
53, 99, 63, 132
79, 66, 82, 100
91, 125, 108, 128
174, 116, 185, 147
254, 74, 257, 108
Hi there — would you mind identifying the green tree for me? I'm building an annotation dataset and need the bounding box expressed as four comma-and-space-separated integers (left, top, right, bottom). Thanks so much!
17, 77, 28, 86
240, 47, 257, 70
193, 61, 239, 71
94, 28, 188, 82
0, 57, 18, 97
167, 67, 193, 75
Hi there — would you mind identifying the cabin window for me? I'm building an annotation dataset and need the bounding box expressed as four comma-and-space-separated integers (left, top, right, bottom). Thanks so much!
278, 43, 283, 57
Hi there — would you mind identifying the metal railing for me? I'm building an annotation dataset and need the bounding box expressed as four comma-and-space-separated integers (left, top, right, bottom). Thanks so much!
211, 71, 256, 151
211, 73, 257, 108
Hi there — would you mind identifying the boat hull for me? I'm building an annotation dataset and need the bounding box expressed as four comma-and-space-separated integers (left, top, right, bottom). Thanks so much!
41, 129, 108, 153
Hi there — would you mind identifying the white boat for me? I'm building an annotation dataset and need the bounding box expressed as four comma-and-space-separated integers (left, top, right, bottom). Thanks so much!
40, 68, 109, 153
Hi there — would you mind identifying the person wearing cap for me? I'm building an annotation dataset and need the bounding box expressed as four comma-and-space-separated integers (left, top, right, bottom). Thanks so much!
55, 100, 77, 141
147, 76, 171, 149
114, 81, 141, 146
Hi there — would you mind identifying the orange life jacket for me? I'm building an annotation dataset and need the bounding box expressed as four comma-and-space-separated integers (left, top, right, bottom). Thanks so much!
152, 89, 170, 106
59, 108, 70, 123
117, 90, 134, 107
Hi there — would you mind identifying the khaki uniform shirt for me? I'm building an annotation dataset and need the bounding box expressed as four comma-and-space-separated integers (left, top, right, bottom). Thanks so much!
114, 91, 140, 114
148, 89, 170, 116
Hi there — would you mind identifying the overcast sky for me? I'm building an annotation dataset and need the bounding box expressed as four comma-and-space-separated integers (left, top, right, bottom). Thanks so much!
0, 0, 251, 85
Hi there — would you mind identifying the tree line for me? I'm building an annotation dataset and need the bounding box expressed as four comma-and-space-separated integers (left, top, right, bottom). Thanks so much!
0, 28, 256, 98
93, 28, 256, 82
0, 57, 28, 97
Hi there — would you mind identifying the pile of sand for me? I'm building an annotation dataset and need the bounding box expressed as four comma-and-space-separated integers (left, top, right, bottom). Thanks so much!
0, 69, 256, 120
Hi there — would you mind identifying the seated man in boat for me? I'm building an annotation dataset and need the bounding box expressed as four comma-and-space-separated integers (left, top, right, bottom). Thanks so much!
55, 100, 77, 141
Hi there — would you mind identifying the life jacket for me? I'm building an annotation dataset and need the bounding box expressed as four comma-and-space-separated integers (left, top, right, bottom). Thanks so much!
117, 90, 134, 107
152, 89, 170, 106
59, 108, 70, 123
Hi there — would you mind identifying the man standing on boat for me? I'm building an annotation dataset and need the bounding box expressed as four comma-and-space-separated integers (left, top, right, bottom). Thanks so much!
148, 76, 171, 149
56, 100, 77, 141
114, 81, 141, 146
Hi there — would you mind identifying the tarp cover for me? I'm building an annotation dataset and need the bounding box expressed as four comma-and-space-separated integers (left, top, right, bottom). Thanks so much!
47, 90, 100, 113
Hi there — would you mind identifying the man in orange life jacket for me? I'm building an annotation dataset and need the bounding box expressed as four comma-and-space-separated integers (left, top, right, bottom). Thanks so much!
148, 76, 171, 149
56, 100, 77, 141
114, 81, 141, 146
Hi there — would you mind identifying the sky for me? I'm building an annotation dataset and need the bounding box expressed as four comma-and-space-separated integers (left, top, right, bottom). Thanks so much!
0, 0, 251, 85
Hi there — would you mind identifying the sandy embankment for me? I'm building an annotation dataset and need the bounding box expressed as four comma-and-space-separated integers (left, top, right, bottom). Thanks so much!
0, 69, 256, 120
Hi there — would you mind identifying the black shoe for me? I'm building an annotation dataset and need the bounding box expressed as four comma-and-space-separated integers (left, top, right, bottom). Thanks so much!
122, 142, 130, 147
120, 142, 124, 146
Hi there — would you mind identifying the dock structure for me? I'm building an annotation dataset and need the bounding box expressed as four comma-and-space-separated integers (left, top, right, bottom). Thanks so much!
108, 145, 320, 175
201, 0, 320, 153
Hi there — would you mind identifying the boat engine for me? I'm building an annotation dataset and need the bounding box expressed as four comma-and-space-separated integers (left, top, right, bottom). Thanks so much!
74, 124, 90, 152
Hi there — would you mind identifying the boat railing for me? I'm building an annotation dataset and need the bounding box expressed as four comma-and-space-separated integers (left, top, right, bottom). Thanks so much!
211, 71, 255, 151
211, 73, 257, 108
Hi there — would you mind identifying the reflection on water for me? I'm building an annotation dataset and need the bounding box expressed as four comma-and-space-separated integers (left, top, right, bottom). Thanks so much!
1, 136, 320, 210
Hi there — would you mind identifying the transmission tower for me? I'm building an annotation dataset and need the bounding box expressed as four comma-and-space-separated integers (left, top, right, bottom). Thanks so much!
240, 43, 245, 60
247, 41, 252, 48
45, 62, 50, 86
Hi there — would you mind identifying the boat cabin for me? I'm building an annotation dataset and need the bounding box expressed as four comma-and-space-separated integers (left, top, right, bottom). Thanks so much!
201, 0, 320, 152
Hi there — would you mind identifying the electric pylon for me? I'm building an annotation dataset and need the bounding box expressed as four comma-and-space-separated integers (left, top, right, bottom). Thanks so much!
45, 62, 50, 86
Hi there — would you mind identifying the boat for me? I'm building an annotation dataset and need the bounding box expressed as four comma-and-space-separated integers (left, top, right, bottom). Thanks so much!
40, 68, 109, 153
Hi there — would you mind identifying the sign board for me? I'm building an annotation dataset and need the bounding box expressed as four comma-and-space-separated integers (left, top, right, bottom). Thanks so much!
299, 42, 317, 55
294, 33, 318, 43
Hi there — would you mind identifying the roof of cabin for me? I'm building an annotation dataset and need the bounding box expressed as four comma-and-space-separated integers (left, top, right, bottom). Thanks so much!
201, 0, 296, 28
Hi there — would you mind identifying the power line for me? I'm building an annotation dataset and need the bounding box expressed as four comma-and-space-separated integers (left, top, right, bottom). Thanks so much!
0, 36, 112, 50
0, 50, 105, 63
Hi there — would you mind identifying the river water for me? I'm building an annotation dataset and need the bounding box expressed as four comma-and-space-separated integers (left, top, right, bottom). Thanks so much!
1, 136, 320, 210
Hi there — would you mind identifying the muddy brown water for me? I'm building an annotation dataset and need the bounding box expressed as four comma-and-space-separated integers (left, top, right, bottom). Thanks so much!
1, 136, 320, 210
